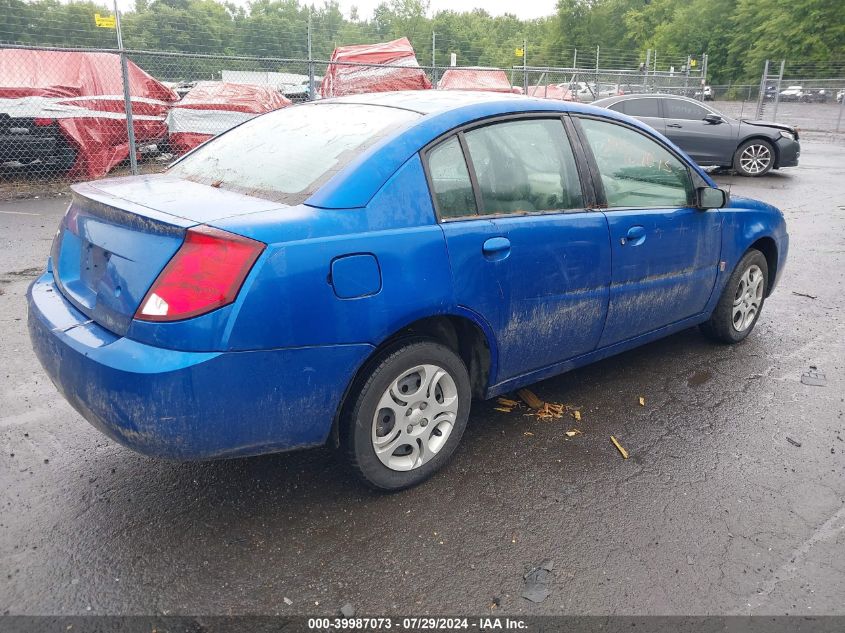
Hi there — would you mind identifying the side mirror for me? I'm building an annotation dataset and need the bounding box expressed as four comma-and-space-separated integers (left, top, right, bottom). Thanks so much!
703, 113, 723, 124
697, 187, 728, 209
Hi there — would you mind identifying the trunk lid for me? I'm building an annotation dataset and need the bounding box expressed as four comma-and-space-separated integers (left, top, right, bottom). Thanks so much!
51, 174, 280, 336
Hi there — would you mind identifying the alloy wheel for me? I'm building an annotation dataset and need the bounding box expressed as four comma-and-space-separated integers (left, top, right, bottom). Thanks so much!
739, 144, 772, 175
732, 264, 764, 332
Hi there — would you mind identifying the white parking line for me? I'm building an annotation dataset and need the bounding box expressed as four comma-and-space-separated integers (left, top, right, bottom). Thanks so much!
0, 210, 41, 216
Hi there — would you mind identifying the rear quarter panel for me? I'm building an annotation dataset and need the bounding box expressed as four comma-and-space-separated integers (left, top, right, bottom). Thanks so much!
216, 154, 455, 351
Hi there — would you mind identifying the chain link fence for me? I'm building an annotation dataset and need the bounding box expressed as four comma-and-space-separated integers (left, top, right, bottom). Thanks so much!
1, 37, 842, 199
521, 66, 705, 102
703, 67, 845, 138
0, 41, 702, 198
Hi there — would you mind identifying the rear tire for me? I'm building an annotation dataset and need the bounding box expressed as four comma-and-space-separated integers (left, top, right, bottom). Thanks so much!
700, 249, 768, 344
734, 139, 774, 177
341, 339, 471, 491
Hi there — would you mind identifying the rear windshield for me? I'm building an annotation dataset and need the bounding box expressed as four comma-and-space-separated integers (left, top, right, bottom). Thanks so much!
169, 103, 420, 204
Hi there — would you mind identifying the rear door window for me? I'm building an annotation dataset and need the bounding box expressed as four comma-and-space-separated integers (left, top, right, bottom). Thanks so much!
578, 117, 693, 208
427, 136, 477, 219
622, 98, 660, 118
663, 99, 709, 120
169, 103, 419, 204
463, 118, 584, 214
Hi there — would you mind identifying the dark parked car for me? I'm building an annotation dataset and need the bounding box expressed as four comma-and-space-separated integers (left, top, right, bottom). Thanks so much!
801, 88, 828, 103
0, 110, 77, 173
29, 91, 789, 490
593, 94, 800, 176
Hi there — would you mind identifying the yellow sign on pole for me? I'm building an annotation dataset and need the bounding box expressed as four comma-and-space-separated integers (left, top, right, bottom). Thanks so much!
515, 47, 524, 57
94, 13, 116, 28
690, 58, 697, 67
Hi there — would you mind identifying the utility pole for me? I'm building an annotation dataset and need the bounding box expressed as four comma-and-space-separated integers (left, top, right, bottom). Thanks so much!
756, 59, 769, 119
114, 0, 137, 175
523, 38, 528, 93
573, 48, 577, 69
307, 9, 315, 100
431, 31, 437, 86
595, 45, 599, 89
772, 59, 785, 121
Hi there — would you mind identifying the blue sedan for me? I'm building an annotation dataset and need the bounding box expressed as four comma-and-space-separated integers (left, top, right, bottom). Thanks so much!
27, 91, 788, 490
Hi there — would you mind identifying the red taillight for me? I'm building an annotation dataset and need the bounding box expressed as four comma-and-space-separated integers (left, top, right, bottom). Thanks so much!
33, 117, 54, 127
135, 225, 264, 322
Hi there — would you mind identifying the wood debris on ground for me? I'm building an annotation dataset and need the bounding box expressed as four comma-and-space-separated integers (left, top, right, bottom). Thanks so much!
517, 388, 546, 410
638, 396, 645, 406
610, 435, 629, 459
494, 397, 522, 413
516, 388, 570, 420
498, 390, 583, 423
565, 429, 582, 438
498, 397, 520, 407
530, 401, 564, 420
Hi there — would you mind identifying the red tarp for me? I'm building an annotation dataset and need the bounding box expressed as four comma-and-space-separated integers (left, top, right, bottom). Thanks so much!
320, 37, 432, 98
0, 48, 178, 178
437, 68, 519, 93
167, 81, 291, 154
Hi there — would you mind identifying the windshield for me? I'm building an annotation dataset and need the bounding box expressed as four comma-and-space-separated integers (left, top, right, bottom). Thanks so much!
169, 103, 420, 204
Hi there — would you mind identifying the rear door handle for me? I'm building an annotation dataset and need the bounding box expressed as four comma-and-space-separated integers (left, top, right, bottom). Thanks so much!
482, 237, 511, 260
621, 225, 646, 246
666, 123, 683, 128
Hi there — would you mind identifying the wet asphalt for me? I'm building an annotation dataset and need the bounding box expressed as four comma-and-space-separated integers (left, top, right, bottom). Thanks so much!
1, 139, 843, 616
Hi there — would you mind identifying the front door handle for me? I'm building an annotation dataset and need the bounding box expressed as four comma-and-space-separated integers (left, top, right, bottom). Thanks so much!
666, 123, 683, 128
621, 225, 646, 246
482, 237, 511, 260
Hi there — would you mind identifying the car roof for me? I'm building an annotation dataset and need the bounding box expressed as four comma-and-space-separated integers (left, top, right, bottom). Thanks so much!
306, 90, 713, 209
592, 93, 704, 107
320, 90, 544, 115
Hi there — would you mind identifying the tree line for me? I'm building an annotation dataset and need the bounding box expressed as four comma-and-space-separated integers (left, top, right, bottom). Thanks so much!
1, 0, 843, 83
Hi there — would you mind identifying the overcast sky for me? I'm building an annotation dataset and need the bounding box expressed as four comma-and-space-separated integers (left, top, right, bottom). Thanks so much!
111, 0, 559, 21
342, 0, 558, 20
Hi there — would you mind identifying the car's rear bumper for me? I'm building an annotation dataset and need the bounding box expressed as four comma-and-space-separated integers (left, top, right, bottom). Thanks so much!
0, 132, 58, 162
776, 137, 800, 168
27, 271, 373, 460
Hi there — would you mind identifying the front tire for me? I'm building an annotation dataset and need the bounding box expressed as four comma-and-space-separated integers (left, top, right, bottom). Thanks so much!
341, 339, 471, 491
700, 249, 769, 344
734, 139, 774, 177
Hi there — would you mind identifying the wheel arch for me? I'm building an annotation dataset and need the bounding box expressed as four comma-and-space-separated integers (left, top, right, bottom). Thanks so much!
748, 236, 779, 296
327, 312, 497, 447
736, 134, 781, 168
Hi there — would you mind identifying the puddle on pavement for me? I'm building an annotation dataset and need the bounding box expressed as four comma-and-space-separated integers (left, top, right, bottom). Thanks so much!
687, 370, 713, 387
